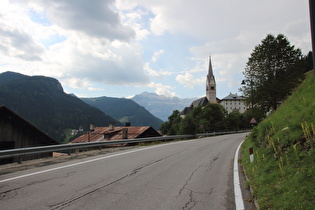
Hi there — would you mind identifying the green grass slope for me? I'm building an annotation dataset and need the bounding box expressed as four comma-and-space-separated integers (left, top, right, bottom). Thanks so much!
241, 71, 315, 209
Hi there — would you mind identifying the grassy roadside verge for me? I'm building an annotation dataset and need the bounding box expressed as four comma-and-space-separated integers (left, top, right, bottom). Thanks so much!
240, 71, 315, 209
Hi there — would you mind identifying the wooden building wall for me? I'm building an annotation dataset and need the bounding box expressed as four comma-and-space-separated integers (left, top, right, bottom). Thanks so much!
0, 106, 59, 164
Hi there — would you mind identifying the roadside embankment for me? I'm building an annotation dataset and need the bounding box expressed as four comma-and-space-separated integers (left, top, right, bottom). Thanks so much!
240, 71, 315, 209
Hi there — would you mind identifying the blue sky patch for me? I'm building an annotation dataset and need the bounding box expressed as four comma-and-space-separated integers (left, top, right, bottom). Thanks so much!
28, 9, 51, 26
41, 35, 67, 48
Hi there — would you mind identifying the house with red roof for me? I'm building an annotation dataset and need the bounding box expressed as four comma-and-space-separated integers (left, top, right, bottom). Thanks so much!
70, 124, 161, 144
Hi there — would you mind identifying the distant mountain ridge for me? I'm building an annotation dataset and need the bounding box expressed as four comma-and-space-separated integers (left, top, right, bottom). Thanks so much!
81, 97, 163, 130
131, 92, 197, 121
0, 71, 197, 141
0, 71, 120, 142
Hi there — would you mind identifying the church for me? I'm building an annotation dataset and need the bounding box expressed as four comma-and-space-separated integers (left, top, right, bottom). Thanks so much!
180, 56, 246, 117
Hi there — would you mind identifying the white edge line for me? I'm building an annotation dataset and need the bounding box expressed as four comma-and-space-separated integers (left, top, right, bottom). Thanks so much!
0, 139, 203, 184
0, 143, 171, 184
234, 140, 245, 210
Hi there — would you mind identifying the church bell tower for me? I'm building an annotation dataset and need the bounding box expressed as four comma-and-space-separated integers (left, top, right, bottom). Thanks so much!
206, 56, 217, 103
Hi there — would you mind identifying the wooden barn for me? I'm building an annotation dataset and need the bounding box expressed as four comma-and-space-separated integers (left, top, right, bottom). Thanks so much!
0, 105, 59, 164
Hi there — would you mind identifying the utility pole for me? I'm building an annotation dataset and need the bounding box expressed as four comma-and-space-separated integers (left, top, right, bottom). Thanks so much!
88, 116, 91, 142
310, 0, 315, 79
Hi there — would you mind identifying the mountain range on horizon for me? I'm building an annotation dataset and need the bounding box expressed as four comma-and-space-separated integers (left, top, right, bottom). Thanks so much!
81, 92, 197, 127
131, 92, 197, 121
0, 71, 196, 142
81, 96, 163, 130
0, 71, 120, 142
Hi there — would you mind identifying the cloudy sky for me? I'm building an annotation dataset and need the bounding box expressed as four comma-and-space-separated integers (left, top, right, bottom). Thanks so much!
0, 0, 312, 99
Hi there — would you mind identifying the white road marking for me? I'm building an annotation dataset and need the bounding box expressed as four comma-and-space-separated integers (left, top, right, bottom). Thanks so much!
0, 143, 171, 183
1, 133, 247, 210
234, 140, 245, 210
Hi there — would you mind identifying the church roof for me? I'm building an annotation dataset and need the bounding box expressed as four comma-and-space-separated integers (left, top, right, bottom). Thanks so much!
179, 107, 194, 115
191, 97, 209, 107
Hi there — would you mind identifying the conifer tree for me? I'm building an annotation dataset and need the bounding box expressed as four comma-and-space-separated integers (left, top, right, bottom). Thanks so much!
241, 34, 305, 115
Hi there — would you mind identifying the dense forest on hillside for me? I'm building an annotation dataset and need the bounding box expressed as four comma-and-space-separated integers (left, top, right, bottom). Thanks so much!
0, 72, 119, 142
82, 96, 164, 129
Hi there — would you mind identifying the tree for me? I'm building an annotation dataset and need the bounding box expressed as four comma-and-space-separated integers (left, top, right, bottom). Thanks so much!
302, 51, 314, 72
159, 110, 181, 135
198, 103, 226, 132
241, 34, 305, 115
178, 114, 196, 134
226, 112, 242, 131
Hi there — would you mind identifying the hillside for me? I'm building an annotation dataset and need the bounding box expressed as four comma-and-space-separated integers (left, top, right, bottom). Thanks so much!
241, 71, 315, 209
131, 92, 196, 121
81, 97, 163, 130
0, 72, 120, 142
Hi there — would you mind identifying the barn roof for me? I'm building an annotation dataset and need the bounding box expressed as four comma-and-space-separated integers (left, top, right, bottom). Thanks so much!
70, 126, 161, 143
0, 105, 59, 145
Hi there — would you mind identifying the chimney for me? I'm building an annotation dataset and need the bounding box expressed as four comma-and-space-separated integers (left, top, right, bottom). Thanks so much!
122, 128, 128, 139
125, 122, 131, 127
90, 123, 95, 132
109, 122, 115, 131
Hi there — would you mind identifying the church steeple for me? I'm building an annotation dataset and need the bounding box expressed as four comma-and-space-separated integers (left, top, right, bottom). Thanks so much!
206, 56, 217, 103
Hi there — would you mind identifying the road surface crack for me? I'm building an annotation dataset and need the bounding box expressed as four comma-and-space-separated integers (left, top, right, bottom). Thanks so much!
129, 150, 183, 176
0, 173, 74, 201
48, 150, 186, 209
178, 153, 219, 209
183, 189, 197, 210
48, 174, 129, 210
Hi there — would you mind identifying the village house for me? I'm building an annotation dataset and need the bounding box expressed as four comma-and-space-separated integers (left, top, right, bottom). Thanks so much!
70, 123, 161, 144
220, 93, 246, 113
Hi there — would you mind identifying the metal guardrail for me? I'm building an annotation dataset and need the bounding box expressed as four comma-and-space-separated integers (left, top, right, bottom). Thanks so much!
0, 130, 249, 162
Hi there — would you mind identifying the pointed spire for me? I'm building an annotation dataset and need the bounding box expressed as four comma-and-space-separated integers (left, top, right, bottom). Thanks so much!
208, 55, 214, 79
206, 55, 217, 103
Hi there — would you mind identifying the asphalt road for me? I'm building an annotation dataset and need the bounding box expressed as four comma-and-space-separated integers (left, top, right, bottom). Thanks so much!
0, 133, 247, 210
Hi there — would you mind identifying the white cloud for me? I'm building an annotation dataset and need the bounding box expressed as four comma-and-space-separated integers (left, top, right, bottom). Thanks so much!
62, 77, 90, 89
144, 62, 172, 78
0, 0, 150, 89
152, 49, 165, 62
147, 82, 176, 97
119, 8, 150, 40
51, 38, 149, 85
31, 0, 135, 41
87, 87, 105, 91
125, 95, 135, 99
176, 72, 205, 89
0, 26, 45, 61
0, 1, 47, 61
0, 0, 311, 99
